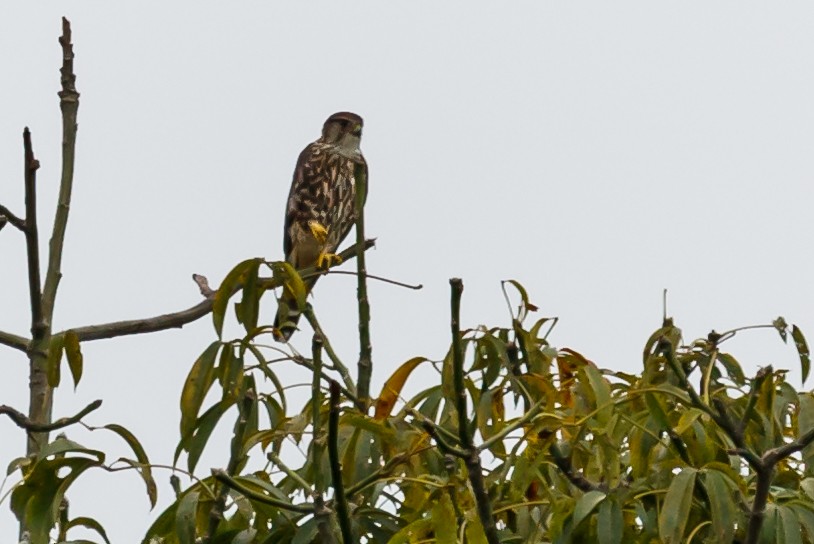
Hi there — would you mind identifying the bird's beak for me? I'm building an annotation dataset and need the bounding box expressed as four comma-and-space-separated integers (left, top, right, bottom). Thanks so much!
352, 124, 362, 136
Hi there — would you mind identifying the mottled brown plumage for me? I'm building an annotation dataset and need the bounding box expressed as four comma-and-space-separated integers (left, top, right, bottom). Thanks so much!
274, 112, 367, 341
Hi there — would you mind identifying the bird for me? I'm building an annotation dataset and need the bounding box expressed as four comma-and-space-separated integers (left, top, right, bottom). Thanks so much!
273, 111, 367, 342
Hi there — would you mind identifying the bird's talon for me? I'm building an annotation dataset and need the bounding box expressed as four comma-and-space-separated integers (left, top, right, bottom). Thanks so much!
308, 221, 329, 244
317, 252, 343, 269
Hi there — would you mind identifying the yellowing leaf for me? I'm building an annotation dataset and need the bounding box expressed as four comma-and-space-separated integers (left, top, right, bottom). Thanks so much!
431, 491, 457, 544
374, 357, 428, 420
46, 333, 65, 388
64, 330, 83, 389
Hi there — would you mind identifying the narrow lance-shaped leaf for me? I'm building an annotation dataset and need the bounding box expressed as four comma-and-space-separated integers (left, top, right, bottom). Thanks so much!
658, 467, 696, 544
237, 258, 262, 334
374, 357, 428, 420
180, 341, 221, 440
46, 333, 65, 388
175, 490, 199, 544
572, 490, 606, 529
597, 497, 623, 544
703, 469, 737, 543
64, 330, 83, 389
213, 258, 260, 338
431, 491, 457, 544
104, 424, 157, 508
792, 325, 810, 385
65, 516, 112, 544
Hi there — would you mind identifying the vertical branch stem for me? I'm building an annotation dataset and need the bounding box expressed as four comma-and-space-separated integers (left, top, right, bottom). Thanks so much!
448, 278, 500, 544
42, 16, 80, 322
312, 335, 326, 494
311, 336, 335, 542
26, 17, 81, 458
23, 128, 49, 457
744, 466, 773, 544
354, 162, 372, 406
23, 128, 43, 338
329, 381, 353, 544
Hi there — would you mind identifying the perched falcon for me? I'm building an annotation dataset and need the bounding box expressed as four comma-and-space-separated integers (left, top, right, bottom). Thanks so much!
273, 111, 367, 342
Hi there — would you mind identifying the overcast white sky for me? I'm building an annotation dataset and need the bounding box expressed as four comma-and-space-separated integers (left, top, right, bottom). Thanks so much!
2, 2, 813, 540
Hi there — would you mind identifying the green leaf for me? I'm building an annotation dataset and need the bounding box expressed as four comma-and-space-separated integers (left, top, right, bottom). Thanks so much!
386, 518, 433, 544
175, 490, 199, 544
65, 516, 111, 544
271, 261, 308, 311
180, 341, 221, 440
213, 259, 259, 338
431, 491, 457, 544
658, 467, 696, 544
572, 490, 606, 529
716, 352, 746, 385
237, 258, 262, 334
778, 504, 803, 544
46, 333, 65, 388
790, 503, 814, 542
792, 325, 810, 385
64, 330, 84, 389
597, 497, 623, 544
10, 440, 104, 544
582, 364, 612, 424
180, 400, 233, 473
103, 424, 157, 508
219, 344, 244, 403
232, 528, 258, 544
703, 469, 736, 543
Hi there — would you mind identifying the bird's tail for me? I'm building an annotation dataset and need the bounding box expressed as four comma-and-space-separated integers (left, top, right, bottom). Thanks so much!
273, 277, 317, 342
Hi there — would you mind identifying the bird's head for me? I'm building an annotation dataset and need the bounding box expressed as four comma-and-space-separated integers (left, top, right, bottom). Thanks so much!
321, 112, 364, 154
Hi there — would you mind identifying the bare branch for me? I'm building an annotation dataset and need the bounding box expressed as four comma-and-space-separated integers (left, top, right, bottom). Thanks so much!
211, 469, 312, 513
22, 128, 44, 339
354, 163, 373, 406
1, 399, 101, 433
0, 330, 29, 352
41, 16, 80, 325
69, 297, 214, 343
448, 278, 500, 544
59, 239, 376, 345
328, 381, 353, 544
0, 204, 25, 231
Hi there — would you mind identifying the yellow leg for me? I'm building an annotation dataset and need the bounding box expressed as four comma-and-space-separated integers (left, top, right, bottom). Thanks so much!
308, 220, 329, 244
308, 220, 343, 269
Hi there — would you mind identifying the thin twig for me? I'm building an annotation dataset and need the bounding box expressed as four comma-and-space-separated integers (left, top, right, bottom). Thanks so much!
354, 162, 373, 407
0, 399, 101, 433
211, 469, 312, 513
549, 442, 603, 493
303, 306, 358, 404
266, 451, 312, 493
321, 270, 422, 290
328, 381, 353, 544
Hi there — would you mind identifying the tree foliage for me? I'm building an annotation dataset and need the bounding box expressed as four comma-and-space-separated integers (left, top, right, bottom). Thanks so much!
3, 18, 814, 544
